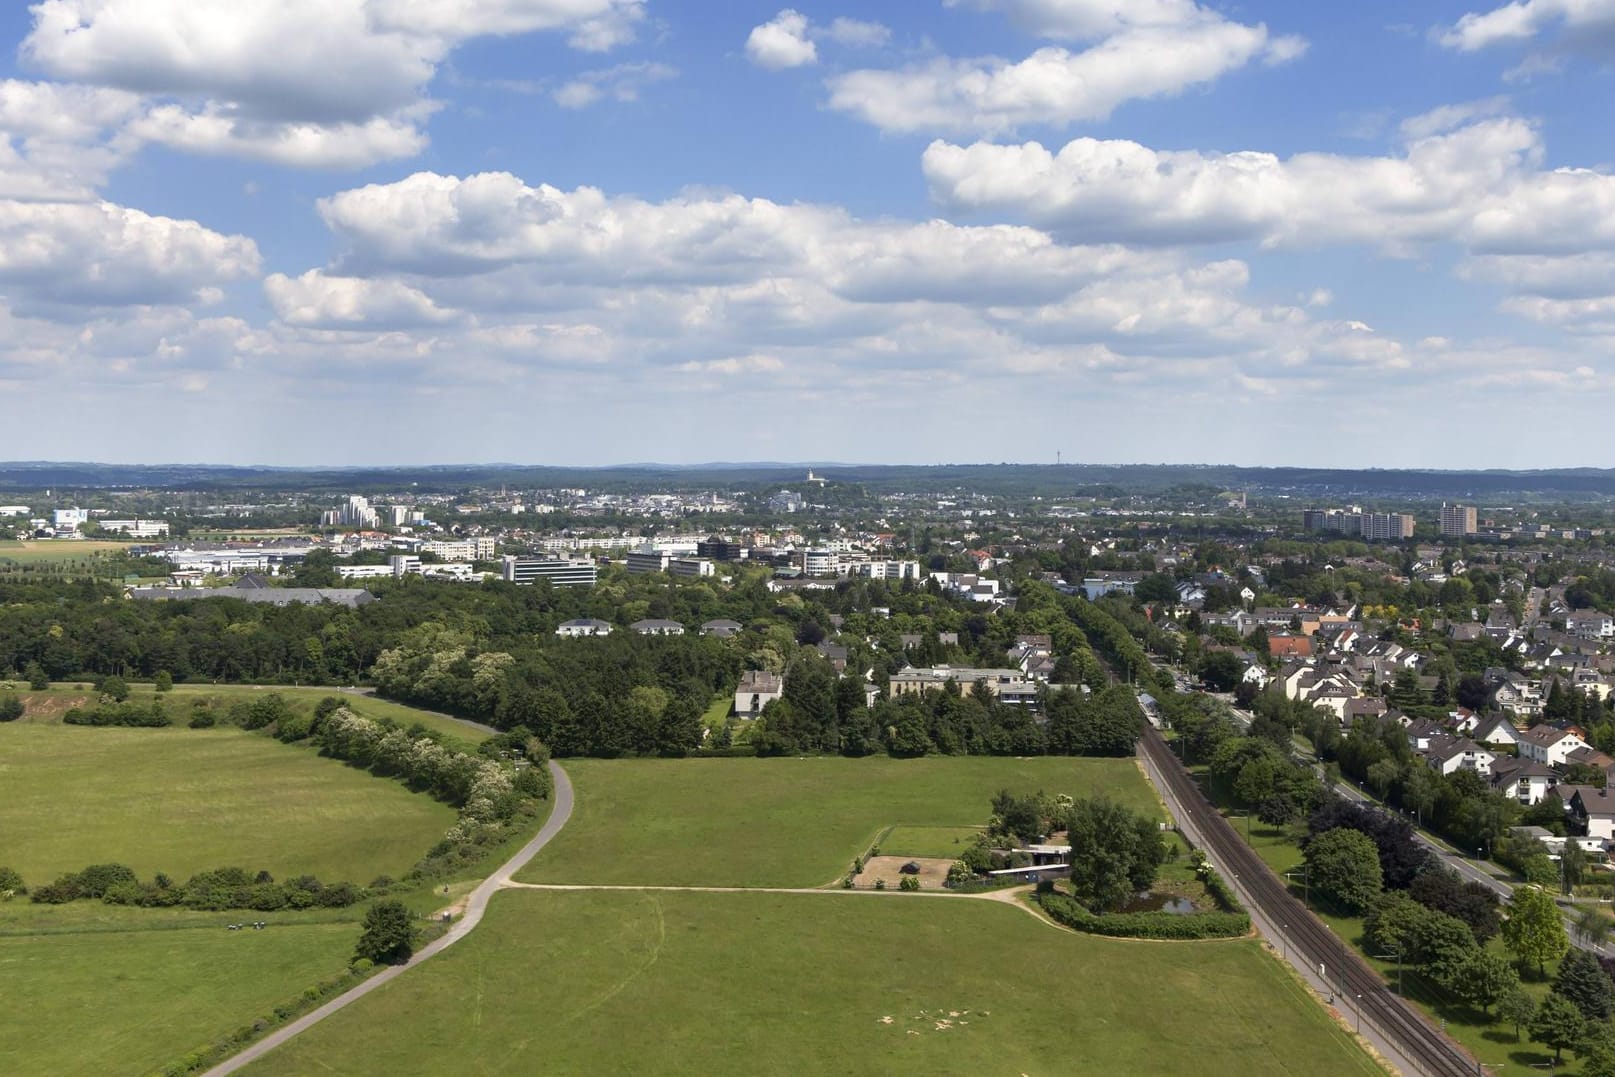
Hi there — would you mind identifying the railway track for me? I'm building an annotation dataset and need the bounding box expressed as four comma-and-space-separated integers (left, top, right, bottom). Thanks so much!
1140, 725, 1481, 1077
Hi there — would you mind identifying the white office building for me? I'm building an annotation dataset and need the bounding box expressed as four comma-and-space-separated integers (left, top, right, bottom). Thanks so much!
501, 555, 598, 587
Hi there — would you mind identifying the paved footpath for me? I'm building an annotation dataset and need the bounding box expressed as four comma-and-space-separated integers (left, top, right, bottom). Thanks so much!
202, 760, 575, 1076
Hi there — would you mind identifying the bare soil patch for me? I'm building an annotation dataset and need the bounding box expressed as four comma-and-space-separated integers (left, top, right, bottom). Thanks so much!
852, 855, 953, 890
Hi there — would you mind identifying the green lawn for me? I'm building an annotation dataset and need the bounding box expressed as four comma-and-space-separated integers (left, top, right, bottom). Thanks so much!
0, 917, 357, 1077
0, 722, 457, 885
518, 756, 1158, 888
879, 824, 985, 859
700, 693, 731, 733
0, 538, 135, 563
242, 888, 1379, 1077
0, 682, 492, 749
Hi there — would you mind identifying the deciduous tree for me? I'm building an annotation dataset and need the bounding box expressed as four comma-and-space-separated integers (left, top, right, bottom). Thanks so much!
1303, 827, 1383, 914
1503, 885, 1570, 978
355, 900, 417, 965
1530, 993, 1586, 1063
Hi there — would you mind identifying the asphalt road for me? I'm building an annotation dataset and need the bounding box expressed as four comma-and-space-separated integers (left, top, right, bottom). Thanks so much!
201, 760, 575, 1076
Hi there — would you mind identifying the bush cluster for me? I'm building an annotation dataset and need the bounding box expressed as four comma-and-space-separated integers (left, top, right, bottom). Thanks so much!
63, 700, 170, 727
29, 863, 364, 911
1038, 892, 1250, 940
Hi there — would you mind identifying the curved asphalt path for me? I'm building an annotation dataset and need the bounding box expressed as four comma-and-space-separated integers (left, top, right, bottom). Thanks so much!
202, 760, 574, 1077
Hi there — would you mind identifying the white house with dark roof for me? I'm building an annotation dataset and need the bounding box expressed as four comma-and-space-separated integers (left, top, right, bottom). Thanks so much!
1489, 757, 1556, 805
630, 618, 685, 636
1565, 785, 1615, 842
1421, 736, 1496, 778
1518, 725, 1590, 767
1566, 611, 1615, 640
556, 617, 613, 637
734, 669, 784, 718
1474, 715, 1522, 750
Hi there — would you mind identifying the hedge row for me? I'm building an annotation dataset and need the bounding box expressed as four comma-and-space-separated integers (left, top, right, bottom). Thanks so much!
64, 701, 170, 727
30, 864, 365, 911
1038, 893, 1250, 940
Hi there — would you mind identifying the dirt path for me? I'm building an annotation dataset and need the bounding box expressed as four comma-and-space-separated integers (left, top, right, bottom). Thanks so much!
200, 760, 575, 1076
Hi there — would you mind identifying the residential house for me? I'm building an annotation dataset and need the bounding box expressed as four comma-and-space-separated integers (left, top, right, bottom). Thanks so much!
1567, 610, 1615, 640
734, 670, 784, 718
555, 618, 613, 637
1405, 718, 1447, 753
1269, 633, 1313, 659
1489, 757, 1557, 806
1343, 697, 1388, 725
889, 665, 1030, 701
1421, 735, 1496, 778
1517, 724, 1591, 767
1081, 572, 1142, 600
630, 619, 686, 636
1473, 715, 1522, 750
817, 641, 849, 673
700, 619, 744, 638
1565, 785, 1615, 842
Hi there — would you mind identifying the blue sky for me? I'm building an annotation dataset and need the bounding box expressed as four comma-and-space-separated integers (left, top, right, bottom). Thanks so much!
2, 0, 1614, 468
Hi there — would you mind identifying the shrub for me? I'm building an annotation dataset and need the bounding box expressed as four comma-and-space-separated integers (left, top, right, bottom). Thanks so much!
188, 711, 217, 729
154, 671, 173, 692
274, 713, 314, 742
0, 866, 25, 896
76, 863, 138, 898
1039, 893, 1250, 940
63, 701, 170, 727
899, 874, 920, 891
0, 695, 23, 722
874, 879, 886, 891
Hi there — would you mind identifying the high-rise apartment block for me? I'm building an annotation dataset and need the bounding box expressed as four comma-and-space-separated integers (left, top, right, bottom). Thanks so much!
1440, 503, 1477, 537
1302, 506, 1414, 541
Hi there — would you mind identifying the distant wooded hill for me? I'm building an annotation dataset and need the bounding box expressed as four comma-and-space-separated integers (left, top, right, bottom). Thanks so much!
1, 460, 1613, 499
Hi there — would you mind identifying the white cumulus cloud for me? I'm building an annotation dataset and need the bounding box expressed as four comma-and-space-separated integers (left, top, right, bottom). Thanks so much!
1440, 0, 1615, 52
827, 0, 1303, 135
19, 0, 645, 170
746, 10, 818, 69
0, 199, 259, 311
265, 270, 459, 329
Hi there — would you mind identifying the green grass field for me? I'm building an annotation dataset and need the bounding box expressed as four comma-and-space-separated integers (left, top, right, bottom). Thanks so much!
517, 756, 1158, 888
878, 824, 985, 859
242, 888, 1378, 1077
1, 682, 492, 749
0, 538, 136, 564
0, 917, 357, 1077
0, 723, 457, 885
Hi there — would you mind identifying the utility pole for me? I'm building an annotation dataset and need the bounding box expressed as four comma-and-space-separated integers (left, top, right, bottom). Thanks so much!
1375, 950, 1402, 997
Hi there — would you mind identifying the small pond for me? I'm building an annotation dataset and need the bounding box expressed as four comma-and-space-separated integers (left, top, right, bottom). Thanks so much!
1118, 891, 1197, 915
